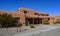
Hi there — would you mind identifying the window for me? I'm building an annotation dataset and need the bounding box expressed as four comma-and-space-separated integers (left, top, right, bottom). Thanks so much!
24, 10, 27, 14
35, 13, 40, 16
46, 14, 49, 16
35, 13, 37, 15
15, 18, 20, 22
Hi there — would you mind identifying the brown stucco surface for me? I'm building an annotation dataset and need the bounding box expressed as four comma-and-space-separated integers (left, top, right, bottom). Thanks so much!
0, 8, 60, 25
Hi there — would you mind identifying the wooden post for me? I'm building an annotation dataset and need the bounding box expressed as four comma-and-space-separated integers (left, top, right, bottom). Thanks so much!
33, 19, 34, 24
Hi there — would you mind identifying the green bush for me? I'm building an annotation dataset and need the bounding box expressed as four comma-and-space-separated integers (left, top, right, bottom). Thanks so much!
0, 14, 15, 28
29, 24, 35, 28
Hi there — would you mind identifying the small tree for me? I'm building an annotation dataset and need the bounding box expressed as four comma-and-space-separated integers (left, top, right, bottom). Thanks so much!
42, 18, 49, 25
0, 14, 15, 28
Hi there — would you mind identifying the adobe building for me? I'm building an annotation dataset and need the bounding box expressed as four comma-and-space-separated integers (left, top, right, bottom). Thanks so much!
0, 8, 59, 25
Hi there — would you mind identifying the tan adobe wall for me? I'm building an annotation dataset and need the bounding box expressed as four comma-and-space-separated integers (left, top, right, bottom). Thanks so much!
0, 11, 25, 24
35, 12, 49, 16
19, 14, 25, 24
48, 16, 57, 24
0, 8, 60, 25
16, 8, 35, 15
16, 8, 49, 16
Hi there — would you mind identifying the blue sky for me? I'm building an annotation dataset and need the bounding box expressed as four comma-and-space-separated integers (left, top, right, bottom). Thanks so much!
0, 0, 60, 16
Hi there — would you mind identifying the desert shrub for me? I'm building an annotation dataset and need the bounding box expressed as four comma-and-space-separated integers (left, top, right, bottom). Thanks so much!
22, 22, 25, 24
42, 18, 49, 25
55, 19, 60, 24
29, 24, 35, 28
53, 22, 57, 24
23, 22, 26, 24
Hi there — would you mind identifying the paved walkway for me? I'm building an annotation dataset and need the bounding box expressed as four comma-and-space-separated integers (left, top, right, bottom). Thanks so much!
12, 24, 60, 36
40, 28, 60, 36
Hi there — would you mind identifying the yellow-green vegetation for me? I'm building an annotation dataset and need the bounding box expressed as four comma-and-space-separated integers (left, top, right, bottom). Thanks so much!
29, 24, 35, 28
42, 18, 49, 25
23, 22, 26, 26
23, 22, 26, 24
55, 19, 60, 24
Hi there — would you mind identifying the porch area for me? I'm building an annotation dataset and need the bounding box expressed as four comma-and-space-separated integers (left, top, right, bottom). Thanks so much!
25, 18, 42, 25
25, 16, 50, 25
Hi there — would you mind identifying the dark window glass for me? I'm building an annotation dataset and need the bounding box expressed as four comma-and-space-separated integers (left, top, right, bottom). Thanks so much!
24, 10, 27, 14
15, 18, 20, 22
35, 13, 37, 15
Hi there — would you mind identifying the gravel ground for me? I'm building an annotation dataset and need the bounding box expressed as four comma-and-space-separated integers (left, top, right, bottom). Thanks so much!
0, 24, 60, 36
0, 26, 30, 36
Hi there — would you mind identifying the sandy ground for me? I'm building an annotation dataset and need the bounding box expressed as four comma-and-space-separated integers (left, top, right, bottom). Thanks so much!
0, 24, 60, 36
